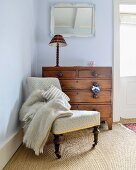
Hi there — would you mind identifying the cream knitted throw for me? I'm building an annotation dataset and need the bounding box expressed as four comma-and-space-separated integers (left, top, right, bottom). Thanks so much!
19, 90, 73, 155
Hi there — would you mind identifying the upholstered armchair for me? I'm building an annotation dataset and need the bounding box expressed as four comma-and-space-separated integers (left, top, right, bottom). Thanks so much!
26, 77, 100, 158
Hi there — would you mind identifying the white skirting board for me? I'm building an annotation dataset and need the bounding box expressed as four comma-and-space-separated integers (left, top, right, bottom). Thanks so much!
0, 129, 23, 170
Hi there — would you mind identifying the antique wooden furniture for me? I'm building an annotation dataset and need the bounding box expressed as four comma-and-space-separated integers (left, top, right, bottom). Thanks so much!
27, 77, 100, 159
42, 66, 112, 130
52, 110, 100, 158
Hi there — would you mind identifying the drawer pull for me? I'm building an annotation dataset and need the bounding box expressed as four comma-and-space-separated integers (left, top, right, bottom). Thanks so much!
91, 70, 98, 77
57, 72, 63, 77
91, 82, 101, 98
92, 108, 96, 111
93, 94, 98, 98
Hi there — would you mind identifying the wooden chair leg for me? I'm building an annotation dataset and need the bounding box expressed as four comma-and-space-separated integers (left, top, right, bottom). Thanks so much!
92, 126, 99, 148
53, 134, 63, 159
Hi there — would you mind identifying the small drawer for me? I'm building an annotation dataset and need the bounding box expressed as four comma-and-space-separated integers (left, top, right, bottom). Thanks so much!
60, 79, 112, 90
65, 90, 112, 104
77, 104, 112, 118
43, 71, 76, 79
78, 68, 112, 79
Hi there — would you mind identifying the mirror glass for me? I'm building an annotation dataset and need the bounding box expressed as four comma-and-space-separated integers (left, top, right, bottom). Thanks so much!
51, 3, 95, 37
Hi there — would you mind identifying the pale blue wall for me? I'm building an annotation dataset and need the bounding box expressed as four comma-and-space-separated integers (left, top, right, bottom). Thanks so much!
0, 0, 36, 147
0, 0, 113, 147
35, 0, 113, 76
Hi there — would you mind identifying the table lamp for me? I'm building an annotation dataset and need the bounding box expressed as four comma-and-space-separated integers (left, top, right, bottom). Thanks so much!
49, 35, 67, 67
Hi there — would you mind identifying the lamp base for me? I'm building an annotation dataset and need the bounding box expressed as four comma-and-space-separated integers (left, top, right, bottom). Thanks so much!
56, 44, 60, 67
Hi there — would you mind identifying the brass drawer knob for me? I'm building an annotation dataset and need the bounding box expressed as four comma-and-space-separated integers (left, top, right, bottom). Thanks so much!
57, 71, 63, 77
93, 94, 98, 98
92, 108, 96, 111
91, 70, 98, 77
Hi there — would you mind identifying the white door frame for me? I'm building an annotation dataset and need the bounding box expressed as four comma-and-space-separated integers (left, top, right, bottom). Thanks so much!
113, 0, 120, 122
113, 0, 136, 122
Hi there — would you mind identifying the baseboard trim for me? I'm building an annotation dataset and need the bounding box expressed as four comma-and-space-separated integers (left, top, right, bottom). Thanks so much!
0, 129, 23, 170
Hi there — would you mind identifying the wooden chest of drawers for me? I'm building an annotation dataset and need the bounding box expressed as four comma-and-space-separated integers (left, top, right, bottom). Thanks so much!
42, 66, 112, 129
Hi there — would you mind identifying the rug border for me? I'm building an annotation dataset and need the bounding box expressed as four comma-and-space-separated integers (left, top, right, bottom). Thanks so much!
118, 123, 136, 134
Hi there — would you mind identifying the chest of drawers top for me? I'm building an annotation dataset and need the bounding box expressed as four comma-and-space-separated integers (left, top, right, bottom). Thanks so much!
42, 66, 112, 79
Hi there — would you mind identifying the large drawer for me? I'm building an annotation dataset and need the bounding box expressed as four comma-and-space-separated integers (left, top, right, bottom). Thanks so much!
60, 79, 112, 90
65, 90, 112, 103
71, 104, 112, 118
43, 70, 76, 78
78, 67, 112, 79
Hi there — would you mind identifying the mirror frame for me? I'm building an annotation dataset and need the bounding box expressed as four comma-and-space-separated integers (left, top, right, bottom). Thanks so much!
50, 3, 95, 37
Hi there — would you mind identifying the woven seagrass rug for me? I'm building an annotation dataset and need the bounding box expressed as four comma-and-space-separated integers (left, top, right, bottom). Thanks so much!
4, 124, 136, 170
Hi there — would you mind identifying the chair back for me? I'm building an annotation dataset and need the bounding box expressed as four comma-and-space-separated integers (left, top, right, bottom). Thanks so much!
26, 77, 61, 97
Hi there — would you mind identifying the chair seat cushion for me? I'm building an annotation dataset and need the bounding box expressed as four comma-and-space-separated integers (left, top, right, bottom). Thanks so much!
51, 110, 100, 134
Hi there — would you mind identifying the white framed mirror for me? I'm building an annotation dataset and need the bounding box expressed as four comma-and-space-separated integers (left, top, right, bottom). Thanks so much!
50, 3, 95, 37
